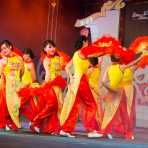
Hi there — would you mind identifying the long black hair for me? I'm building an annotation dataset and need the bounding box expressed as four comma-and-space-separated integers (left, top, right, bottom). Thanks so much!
73, 36, 88, 55
23, 48, 34, 59
110, 55, 120, 63
89, 57, 98, 66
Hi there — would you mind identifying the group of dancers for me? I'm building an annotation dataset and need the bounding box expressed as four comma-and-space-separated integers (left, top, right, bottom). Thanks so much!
0, 35, 147, 140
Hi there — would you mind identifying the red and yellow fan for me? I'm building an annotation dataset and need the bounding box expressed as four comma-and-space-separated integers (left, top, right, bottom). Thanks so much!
80, 36, 135, 64
129, 36, 148, 68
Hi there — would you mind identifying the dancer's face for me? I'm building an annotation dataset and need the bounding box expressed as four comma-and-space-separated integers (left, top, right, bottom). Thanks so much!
1, 44, 12, 57
44, 44, 56, 56
23, 54, 31, 62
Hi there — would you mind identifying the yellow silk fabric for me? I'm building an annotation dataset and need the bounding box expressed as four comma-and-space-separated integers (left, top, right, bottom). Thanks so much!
60, 51, 90, 125
48, 56, 61, 81
4, 55, 23, 128
88, 67, 102, 124
73, 51, 90, 76
122, 68, 134, 116
108, 64, 123, 89
101, 64, 123, 130
22, 63, 32, 85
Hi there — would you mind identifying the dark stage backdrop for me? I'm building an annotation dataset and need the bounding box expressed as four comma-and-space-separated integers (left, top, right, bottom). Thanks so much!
0, 0, 82, 58
124, 1, 148, 46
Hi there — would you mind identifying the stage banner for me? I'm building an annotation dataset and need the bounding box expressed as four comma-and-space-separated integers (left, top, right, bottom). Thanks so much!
86, 10, 120, 41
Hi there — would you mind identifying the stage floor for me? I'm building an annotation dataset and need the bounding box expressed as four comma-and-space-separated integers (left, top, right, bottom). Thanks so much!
0, 126, 148, 148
